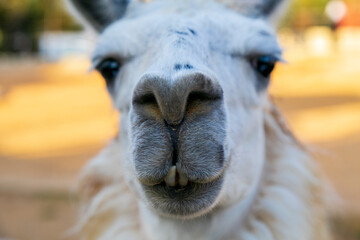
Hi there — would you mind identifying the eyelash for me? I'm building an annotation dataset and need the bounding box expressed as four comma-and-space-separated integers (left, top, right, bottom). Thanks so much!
96, 58, 122, 87
251, 56, 277, 78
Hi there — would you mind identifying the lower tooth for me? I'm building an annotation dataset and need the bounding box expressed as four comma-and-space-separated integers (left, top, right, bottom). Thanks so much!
164, 166, 176, 187
178, 171, 188, 186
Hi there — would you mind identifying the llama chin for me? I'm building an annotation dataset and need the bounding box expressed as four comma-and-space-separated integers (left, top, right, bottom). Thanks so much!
66, 0, 331, 239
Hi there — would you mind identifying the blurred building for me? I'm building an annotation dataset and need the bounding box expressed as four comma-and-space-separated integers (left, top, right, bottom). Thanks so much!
39, 31, 94, 61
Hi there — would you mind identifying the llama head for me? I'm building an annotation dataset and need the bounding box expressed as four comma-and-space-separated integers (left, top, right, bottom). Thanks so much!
68, 0, 286, 219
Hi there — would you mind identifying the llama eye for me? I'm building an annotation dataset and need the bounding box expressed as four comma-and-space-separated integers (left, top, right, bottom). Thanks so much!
252, 56, 277, 78
96, 58, 121, 86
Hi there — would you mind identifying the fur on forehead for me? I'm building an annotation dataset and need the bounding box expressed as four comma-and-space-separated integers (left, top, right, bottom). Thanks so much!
92, 7, 282, 63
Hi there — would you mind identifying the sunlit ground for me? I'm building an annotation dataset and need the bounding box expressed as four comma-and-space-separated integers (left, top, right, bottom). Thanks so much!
0, 27, 360, 239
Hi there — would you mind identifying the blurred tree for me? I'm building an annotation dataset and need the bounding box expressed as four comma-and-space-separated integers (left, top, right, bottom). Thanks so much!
281, 0, 332, 30
0, 0, 80, 53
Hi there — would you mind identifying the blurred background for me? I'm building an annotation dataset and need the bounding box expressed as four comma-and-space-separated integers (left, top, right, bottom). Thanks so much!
0, 0, 359, 239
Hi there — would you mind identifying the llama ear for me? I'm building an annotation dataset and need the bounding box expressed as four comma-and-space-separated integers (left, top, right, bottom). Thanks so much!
220, 0, 289, 25
65, 0, 131, 32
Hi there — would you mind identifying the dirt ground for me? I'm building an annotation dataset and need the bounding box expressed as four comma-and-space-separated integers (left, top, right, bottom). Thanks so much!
0, 51, 360, 239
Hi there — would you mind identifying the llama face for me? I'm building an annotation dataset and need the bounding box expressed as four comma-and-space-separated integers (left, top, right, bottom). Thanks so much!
76, 0, 282, 219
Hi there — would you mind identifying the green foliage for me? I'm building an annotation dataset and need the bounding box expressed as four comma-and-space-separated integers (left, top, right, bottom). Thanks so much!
0, 0, 80, 32
0, 0, 80, 52
280, 0, 332, 29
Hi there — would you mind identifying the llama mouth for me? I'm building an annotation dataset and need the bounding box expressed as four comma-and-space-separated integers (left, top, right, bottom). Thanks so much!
141, 174, 224, 217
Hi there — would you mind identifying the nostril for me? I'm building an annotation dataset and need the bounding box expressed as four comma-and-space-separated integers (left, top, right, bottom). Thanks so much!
188, 91, 222, 102
133, 93, 157, 105
187, 91, 222, 107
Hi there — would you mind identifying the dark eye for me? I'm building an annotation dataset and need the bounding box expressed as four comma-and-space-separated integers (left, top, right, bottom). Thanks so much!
252, 56, 277, 78
96, 58, 121, 87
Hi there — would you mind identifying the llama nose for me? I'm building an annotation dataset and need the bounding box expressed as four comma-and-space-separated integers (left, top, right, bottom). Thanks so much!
132, 72, 223, 124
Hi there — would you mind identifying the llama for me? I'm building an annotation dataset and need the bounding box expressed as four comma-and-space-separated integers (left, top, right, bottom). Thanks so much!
67, 0, 330, 239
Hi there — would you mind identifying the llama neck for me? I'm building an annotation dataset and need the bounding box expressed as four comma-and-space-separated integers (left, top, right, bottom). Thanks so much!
224, 109, 329, 240
138, 192, 256, 240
